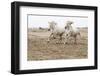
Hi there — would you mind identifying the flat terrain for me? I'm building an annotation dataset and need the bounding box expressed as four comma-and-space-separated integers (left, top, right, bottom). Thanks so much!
28, 28, 88, 61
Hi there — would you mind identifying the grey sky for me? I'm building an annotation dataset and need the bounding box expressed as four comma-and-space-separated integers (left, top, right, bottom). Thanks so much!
28, 15, 88, 28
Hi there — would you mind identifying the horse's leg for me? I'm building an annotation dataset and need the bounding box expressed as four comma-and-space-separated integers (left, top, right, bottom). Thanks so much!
59, 34, 63, 44
64, 34, 69, 44
74, 35, 77, 44
59, 34, 63, 43
78, 32, 81, 39
47, 33, 53, 43
64, 38, 67, 44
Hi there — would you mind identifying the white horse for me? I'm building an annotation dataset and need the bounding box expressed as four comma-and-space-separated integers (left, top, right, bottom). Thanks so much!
47, 21, 68, 44
47, 21, 65, 43
64, 21, 81, 44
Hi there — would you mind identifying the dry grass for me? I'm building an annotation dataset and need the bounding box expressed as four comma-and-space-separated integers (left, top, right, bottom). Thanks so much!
27, 28, 88, 61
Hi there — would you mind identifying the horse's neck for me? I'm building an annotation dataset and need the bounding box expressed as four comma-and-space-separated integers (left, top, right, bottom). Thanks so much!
50, 25, 57, 32
67, 24, 73, 31
50, 25, 55, 29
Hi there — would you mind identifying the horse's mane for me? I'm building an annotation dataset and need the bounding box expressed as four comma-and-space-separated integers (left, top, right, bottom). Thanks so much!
65, 23, 73, 31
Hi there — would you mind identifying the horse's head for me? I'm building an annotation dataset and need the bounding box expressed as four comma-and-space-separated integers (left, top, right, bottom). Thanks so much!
67, 21, 73, 25
48, 21, 57, 31
65, 21, 74, 30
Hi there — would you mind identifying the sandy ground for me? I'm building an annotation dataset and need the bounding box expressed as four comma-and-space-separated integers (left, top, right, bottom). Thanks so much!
27, 28, 88, 61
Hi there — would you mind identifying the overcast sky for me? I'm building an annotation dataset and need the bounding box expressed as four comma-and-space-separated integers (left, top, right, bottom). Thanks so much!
28, 15, 88, 28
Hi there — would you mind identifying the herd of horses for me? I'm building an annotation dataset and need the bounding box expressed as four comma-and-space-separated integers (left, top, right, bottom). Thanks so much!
47, 21, 81, 44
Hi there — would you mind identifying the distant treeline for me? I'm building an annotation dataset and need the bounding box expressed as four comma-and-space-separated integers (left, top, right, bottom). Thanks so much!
28, 27, 49, 32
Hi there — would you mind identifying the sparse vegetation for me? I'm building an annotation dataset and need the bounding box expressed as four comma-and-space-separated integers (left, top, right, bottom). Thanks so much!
27, 28, 88, 61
